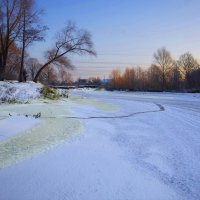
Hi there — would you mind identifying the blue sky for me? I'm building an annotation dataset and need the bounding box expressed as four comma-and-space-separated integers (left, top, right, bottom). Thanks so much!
31, 0, 200, 79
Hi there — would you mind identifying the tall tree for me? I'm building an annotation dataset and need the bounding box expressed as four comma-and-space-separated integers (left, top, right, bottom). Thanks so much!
177, 52, 199, 88
0, 0, 22, 80
123, 68, 135, 90
4, 41, 21, 79
109, 69, 122, 90
147, 64, 162, 91
135, 66, 146, 91
25, 57, 41, 80
33, 21, 96, 82
154, 47, 174, 91
18, 0, 47, 82
189, 68, 200, 89
168, 63, 182, 90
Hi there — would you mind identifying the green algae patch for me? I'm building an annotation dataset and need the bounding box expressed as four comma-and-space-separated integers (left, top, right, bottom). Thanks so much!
70, 96, 120, 112
0, 97, 118, 168
0, 99, 71, 118
0, 100, 82, 168
0, 118, 82, 168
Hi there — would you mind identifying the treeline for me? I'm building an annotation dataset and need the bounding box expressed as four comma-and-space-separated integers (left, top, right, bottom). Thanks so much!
0, 0, 95, 83
109, 48, 200, 92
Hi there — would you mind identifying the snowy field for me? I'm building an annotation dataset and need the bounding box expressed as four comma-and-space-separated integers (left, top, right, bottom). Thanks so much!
0, 89, 200, 200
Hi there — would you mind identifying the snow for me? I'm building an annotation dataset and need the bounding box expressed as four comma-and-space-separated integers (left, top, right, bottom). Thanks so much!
0, 88, 200, 200
0, 81, 43, 102
0, 116, 40, 142
0, 100, 82, 168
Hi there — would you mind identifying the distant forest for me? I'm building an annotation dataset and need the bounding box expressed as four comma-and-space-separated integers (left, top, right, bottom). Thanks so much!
108, 48, 200, 92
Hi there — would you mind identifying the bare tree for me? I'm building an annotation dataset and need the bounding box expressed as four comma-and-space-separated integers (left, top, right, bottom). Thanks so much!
33, 21, 96, 82
4, 42, 21, 79
154, 47, 174, 91
178, 52, 198, 74
25, 57, 41, 80
190, 68, 200, 89
0, 0, 22, 80
39, 66, 57, 85
123, 68, 135, 90
60, 68, 73, 84
177, 52, 199, 88
135, 66, 146, 91
18, 0, 47, 82
109, 69, 122, 90
147, 64, 162, 91
0, 0, 46, 81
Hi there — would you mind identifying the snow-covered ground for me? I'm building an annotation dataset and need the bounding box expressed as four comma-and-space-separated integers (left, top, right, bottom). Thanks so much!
0, 88, 200, 200
0, 81, 43, 102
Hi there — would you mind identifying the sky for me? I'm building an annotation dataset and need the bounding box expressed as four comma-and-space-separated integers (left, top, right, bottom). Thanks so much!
30, 0, 200, 79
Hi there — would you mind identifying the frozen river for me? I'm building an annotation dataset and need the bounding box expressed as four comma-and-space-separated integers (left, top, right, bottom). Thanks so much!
0, 90, 200, 200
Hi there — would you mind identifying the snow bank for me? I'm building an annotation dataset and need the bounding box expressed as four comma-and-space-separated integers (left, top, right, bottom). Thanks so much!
0, 81, 43, 102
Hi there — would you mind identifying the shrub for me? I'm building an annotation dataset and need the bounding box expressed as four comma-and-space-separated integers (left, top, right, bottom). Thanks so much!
40, 86, 60, 100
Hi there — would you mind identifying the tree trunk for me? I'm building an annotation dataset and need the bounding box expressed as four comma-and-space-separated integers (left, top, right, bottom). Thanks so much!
19, 10, 26, 82
33, 64, 47, 82
0, 53, 4, 80
0, 52, 8, 81
0, 67, 5, 81
19, 42, 25, 82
